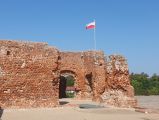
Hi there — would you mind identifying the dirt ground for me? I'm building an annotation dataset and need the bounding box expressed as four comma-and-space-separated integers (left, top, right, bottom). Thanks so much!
135, 96, 159, 109
0, 96, 159, 120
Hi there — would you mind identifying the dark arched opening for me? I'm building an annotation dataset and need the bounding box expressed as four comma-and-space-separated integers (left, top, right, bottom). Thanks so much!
59, 71, 76, 99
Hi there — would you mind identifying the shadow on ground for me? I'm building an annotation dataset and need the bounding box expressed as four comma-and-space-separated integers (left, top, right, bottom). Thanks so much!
59, 101, 69, 105
79, 104, 105, 109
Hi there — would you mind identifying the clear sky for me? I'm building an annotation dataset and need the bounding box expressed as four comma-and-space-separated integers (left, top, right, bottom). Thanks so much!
0, 0, 159, 75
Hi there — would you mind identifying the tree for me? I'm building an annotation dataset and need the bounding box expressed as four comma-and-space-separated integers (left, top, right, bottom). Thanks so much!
130, 73, 159, 95
66, 76, 74, 86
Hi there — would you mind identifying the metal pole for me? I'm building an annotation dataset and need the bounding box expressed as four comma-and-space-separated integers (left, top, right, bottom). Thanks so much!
94, 20, 96, 51
93, 19, 98, 64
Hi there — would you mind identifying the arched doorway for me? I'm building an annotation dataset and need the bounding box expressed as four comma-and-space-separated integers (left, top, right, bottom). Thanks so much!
59, 70, 76, 99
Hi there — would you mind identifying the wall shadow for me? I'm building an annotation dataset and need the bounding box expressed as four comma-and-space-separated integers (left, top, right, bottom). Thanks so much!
0, 107, 4, 120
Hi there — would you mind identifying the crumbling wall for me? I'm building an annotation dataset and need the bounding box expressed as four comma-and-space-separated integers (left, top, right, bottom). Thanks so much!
101, 55, 137, 107
82, 51, 106, 102
59, 52, 86, 99
0, 40, 137, 108
0, 40, 59, 108
59, 51, 106, 100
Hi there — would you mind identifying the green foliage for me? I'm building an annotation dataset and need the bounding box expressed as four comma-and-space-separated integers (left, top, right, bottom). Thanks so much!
66, 92, 75, 98
66, 76, 74, 86
130, 73, 159, 95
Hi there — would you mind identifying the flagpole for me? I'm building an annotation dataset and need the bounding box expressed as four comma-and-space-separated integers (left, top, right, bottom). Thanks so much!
94, 19, 96, 51
93, 19, 97, 64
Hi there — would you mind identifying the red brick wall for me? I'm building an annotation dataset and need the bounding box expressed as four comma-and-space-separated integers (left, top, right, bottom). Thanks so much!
0, 40, 59, 108
0, 40, 136, 108
59, 51, 106, 100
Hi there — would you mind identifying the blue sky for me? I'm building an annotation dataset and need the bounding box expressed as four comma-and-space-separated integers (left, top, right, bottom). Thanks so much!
0, 0, 159, 75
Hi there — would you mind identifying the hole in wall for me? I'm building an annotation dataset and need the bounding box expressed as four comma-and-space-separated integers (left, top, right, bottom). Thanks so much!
7, 51, 10, 55
85, 73, 93, 91
99, 63, 102, 66
58, 56, 61, 60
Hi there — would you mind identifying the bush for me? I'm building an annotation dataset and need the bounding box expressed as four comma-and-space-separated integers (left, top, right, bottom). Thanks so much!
66, 92, 75, 98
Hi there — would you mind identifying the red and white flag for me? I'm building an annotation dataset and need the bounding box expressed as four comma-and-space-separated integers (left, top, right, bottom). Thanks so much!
86, 21, 96, 29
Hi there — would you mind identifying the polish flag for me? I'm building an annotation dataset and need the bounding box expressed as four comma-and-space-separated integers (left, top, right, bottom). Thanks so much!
86, 21, 95, 29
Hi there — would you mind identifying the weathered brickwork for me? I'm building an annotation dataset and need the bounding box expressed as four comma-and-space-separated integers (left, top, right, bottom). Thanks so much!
0, 40, 137, 108
101, 55, 137, 107
0, 41, 59, 108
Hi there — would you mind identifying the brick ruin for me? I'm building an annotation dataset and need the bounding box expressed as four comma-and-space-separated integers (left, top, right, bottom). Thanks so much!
0, 40, 137, 108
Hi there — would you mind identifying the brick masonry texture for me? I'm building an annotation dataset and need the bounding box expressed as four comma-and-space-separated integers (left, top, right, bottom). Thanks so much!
0, 40, 137, 108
